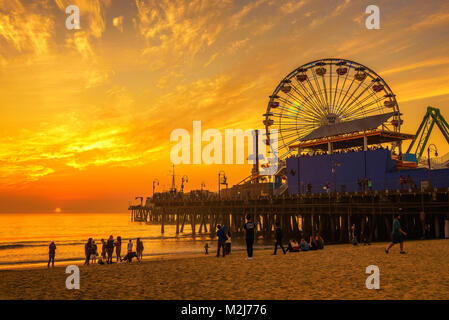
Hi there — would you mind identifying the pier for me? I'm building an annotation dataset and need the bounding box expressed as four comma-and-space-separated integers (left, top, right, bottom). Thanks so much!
129, 189, 449, 243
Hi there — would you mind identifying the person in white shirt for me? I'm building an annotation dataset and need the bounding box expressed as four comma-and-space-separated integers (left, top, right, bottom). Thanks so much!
127, 239, 133, 253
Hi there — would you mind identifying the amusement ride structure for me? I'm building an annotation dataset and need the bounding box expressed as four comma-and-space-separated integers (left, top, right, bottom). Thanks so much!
130, 58, 449, 242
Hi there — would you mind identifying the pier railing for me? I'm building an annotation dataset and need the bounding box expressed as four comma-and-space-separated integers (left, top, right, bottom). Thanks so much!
129, 189, 449, 243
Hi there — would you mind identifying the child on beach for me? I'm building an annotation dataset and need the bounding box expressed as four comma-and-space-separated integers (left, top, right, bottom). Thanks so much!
386, 212, 407, 254
204, 243, 209, 254
48, 241, 56, 268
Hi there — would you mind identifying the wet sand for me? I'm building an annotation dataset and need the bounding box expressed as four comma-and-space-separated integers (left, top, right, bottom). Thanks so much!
1, 239, 448, 300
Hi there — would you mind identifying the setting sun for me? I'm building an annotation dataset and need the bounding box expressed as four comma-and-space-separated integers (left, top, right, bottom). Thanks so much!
53, 208, 62, 213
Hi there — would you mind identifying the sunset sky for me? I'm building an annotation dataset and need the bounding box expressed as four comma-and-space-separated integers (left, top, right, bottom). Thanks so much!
1, 0, 449, 213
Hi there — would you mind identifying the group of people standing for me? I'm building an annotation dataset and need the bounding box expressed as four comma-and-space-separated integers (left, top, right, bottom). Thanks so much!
87, 236, 144, 264
215, 214, 256, 259
47, 236, 145, 268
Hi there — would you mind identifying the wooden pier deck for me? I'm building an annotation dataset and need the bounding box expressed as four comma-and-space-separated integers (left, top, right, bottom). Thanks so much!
129, 189, 449, 243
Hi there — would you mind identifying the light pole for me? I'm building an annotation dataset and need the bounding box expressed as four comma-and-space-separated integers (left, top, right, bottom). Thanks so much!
218, 170, 228, 199
181, 175, 188, 193
331, 160, 341, 193
152, 178, 159, 196
427, 144, 438, 189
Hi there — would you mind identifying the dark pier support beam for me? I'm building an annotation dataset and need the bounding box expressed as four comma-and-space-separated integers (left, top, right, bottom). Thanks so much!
161, 208, 165, 234
176, 209, 180, 235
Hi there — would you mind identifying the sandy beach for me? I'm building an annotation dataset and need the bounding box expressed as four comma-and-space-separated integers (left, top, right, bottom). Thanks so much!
1, 239, 448, 300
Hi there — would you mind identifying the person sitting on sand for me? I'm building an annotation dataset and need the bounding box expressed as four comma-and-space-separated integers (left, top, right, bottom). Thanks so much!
136, 238, 144, 261
309, 234, 324, 250
316, 234, 324, 249
122, 251, 138, 263
300, 238, 309, 251
386, 212, 407, 254
287, 239, 300, 252
97, 255, 105, 265
309, 234, 319, 250
48, 241, 56, 268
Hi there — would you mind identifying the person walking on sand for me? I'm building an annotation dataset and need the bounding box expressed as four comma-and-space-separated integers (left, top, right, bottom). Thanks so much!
216, 225, 226, 257
106, 235, 114, 264
204, 243, 209, 255
273, 222, 286, 255
48, 241, 56, 268
244, 215, 256, 259
84, 238, 92, 265
386, 212, 407, 254
115, 236, 122, 262
136, 238, 144, 261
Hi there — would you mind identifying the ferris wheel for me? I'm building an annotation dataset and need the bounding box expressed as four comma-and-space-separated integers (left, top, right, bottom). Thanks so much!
263, 58, 402, 160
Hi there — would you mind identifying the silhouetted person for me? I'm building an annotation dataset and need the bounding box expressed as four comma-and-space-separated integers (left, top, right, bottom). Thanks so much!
204, 243, 209, 255
84, 238, 92, 265
90, 240, 98, 264
48, 241, 56, 268
244, 215, 255, 259
101, 239, 107, 260
216, 225, 226, 257
273, 222, 286, 255
136, 238, 144, 261
106, 235, 114, 264
115, 236, 122, 262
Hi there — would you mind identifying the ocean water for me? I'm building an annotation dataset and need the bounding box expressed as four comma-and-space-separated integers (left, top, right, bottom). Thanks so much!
0, 213, 256, 269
